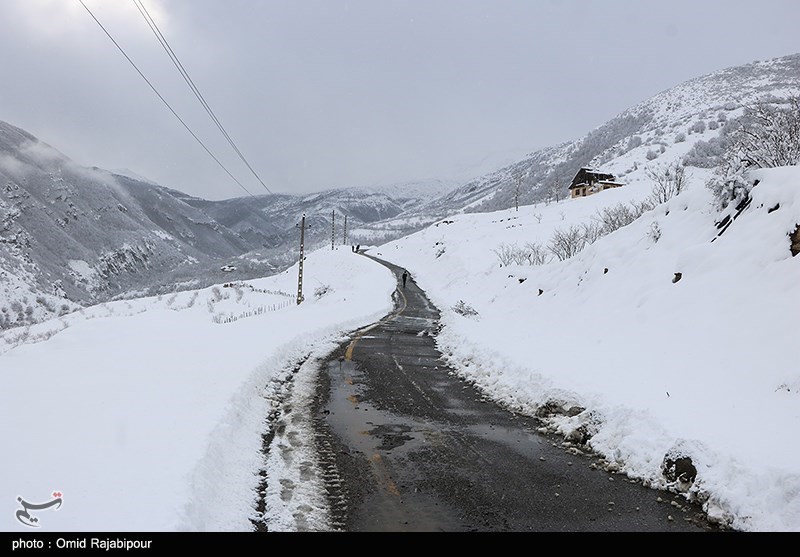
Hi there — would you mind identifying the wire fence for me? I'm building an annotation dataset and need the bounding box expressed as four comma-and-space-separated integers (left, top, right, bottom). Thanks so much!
211, 299, 295, 324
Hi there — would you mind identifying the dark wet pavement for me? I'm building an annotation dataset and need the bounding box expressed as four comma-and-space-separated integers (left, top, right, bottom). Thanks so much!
312, 255, 722, 532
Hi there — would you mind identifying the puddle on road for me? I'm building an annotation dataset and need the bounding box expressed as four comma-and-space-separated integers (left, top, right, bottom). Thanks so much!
326, 359, 430, 458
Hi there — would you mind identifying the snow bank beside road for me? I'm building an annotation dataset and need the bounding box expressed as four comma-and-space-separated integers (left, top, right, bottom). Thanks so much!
0, 247, 395, 532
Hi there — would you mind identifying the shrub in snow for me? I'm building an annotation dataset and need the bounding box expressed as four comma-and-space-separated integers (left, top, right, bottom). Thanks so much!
646, 149, 658, 161
524, 242, 551, 265
674, 133, 686, 143
594, 203, 638, 234
708, 120, 719, 130
493, 242, 551, 266
452, 300, 479, 318
682, 135, 731, 168
689, 120, 707, 134
646, 161, 689, 204
314, 285, 332, 299
580, 221, 605, 245
647, 221, 662, 243
493, 243, 521, 266
548, 225, 586, 261
626, 135, 643, 151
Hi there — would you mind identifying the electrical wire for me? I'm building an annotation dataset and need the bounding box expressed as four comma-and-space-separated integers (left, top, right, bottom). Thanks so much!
131, 0, 273, 194
76, 0, 259, 201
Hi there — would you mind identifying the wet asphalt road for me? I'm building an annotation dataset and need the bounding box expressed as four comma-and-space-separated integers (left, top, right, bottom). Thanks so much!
312, 254, 722, 532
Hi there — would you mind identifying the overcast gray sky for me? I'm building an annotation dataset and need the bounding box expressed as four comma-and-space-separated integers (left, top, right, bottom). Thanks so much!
0, 0, 797, 200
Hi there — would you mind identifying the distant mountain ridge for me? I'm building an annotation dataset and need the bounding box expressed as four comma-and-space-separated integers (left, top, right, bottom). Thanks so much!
1, 52, 798, 328
0, 119, 455, 327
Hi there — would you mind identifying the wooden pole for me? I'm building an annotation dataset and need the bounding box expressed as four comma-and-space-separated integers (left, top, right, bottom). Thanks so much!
297, 214, 305, 304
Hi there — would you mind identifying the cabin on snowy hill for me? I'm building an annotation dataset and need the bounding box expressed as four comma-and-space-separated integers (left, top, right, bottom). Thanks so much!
568, 167, 624, 198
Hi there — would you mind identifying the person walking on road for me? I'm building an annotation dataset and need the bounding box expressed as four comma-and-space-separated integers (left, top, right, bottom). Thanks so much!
402, 271, 408, 288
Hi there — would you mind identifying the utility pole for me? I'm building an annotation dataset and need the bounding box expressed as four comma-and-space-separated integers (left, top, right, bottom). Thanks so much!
331, 210, 335, 250
296, 214, 306, 305
343, 214, 348, 246
515, 174, 522, 212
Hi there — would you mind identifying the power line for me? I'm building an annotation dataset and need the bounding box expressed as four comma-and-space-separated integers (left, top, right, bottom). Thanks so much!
76, 0, 258, 200
131, 0, 273, 194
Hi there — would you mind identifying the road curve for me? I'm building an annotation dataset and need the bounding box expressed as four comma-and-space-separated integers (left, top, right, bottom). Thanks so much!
312, 254, 722, 532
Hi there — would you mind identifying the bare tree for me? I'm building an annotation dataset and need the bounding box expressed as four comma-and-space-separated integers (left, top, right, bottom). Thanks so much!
546, 178, 563, 204
513, 173, 523, 212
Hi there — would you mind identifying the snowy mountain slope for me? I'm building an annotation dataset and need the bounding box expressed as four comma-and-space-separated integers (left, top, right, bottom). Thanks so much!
0, 120, 280, 327
181, 185, 443, 251
358, 178, 461, 206
403, 52, 800, 219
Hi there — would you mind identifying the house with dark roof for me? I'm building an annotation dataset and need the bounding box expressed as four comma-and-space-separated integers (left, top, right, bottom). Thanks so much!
569, 167, 624, 199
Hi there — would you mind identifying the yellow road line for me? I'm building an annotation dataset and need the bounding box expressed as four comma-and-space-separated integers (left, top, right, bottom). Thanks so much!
370, 453, 401, 496
344, 284, 408, 361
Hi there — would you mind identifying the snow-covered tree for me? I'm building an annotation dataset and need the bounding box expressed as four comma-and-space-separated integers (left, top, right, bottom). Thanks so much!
729, 95, 800, 168
706, 157, 754, 210
706, 95, 799, 210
